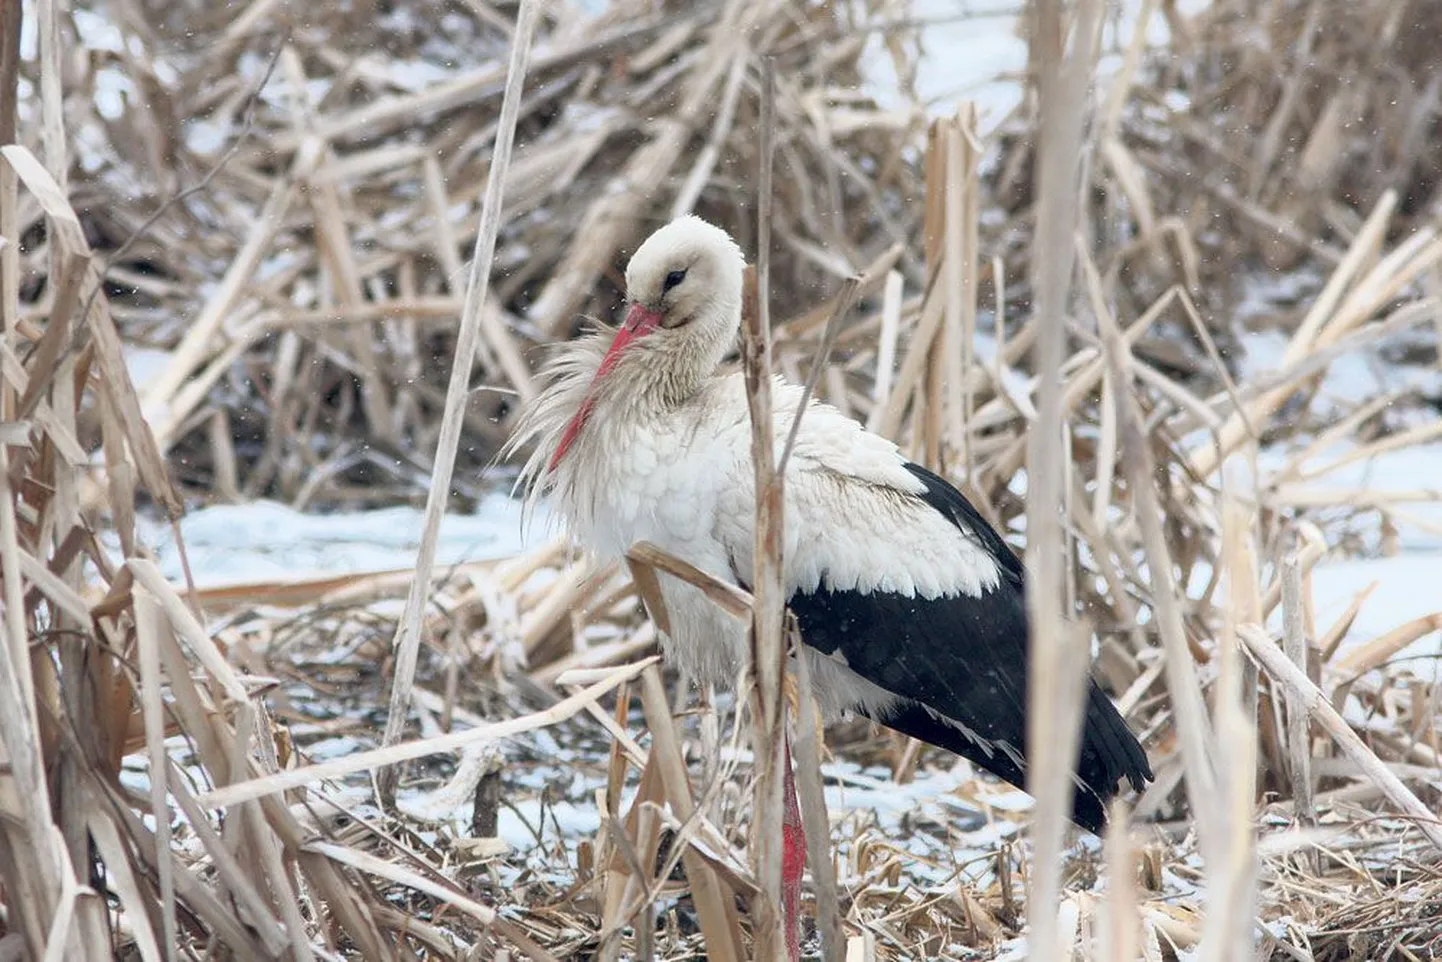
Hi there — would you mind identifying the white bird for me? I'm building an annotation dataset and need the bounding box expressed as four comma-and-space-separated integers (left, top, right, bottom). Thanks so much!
508, 215, 1151, 955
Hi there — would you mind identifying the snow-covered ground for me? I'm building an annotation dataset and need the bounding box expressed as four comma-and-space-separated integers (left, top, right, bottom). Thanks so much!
127, 494, 537, 587
1238, 280, 1442, 662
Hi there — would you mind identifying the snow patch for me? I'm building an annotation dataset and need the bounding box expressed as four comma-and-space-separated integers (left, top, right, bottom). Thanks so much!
127, 495, 543, 588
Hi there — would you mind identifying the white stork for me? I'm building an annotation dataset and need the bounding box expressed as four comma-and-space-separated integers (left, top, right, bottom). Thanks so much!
508, 215, 1152, 958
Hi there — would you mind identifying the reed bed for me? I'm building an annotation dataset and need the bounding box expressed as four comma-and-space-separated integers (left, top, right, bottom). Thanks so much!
6, 0, 928, 508
3, 0, 1442, 960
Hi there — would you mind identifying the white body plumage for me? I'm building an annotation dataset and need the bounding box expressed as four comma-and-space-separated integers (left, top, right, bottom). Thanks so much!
521, 366, 1003, 716
508, 216, 1151, 832
508, 217, 1001, 716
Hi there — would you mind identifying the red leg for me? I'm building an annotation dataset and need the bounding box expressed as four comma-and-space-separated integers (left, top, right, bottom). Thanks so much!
782, 734, 805, 962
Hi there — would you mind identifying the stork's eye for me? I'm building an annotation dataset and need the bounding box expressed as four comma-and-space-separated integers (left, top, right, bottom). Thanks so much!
663, 269, 687, 293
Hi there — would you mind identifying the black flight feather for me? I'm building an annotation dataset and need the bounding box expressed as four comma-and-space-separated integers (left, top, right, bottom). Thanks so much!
786, 461, 1152, 834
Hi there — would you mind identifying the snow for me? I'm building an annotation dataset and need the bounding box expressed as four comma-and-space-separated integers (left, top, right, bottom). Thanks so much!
1214, 261, 1442, 666
884, 1, 1027, 129
184, 118, 232, 156
867, 0, 1212, 132
1311, 555, 1442, 659
128, 494, 541, 588
1235, 315, 1442, 664
124, 347, 174, 387
71, 8, 126, 52
1238, 321, 1442, 409
1252, 436, 1442, 663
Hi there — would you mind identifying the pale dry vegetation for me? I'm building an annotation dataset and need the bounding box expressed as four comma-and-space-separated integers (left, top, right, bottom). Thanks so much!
1, 0, 1440, 959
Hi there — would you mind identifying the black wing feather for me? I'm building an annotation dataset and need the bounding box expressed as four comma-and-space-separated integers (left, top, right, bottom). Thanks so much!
787, 462, 1152, 833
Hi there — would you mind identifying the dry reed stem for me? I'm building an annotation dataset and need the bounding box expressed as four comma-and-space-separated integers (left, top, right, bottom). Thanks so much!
866, 269, 904, 432
305, 837, 566, 962
1335, 611, 1442, 676
874, 273, 944, 441
845, 933, 877, 962
0, 0, 13, 376
628, 540, 754, 623
740, 54, 789, 962
791, 627, 843, 961
377, 0, 542, 805
942, 105, 980, 474
671, 51, 751, 220
1186, 192, 1398, 479
639, 667, 744, 961
777, 275, 860, 477
2, 145, 180, 520
1023, 2, 1103, 958
1200, 494, 1259, 962
1099, 293, 1220, 851
131, 586, 179, 958
1098, 803, 1138, 962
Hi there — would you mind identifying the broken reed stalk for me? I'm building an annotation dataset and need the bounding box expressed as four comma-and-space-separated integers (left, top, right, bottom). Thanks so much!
740, 55, 788, 962
1022, 1, 1103, 957
1237, 624, 1442, 852
377, 0, 542, 806
1280, 550, 1316, 830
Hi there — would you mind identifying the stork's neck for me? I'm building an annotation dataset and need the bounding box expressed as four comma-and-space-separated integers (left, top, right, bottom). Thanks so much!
612, 301, 740, 408
541, 297, 740, 484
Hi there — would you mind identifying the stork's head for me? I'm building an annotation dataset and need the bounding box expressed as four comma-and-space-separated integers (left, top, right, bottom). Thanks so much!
546, 216, 746, 470
623, 215, 746, 343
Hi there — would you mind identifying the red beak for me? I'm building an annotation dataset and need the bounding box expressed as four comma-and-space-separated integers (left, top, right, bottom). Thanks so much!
548, 304, 662, 471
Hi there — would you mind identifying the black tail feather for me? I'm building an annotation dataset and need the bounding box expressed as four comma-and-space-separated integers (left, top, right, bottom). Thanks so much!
863, 679, 1151, 835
